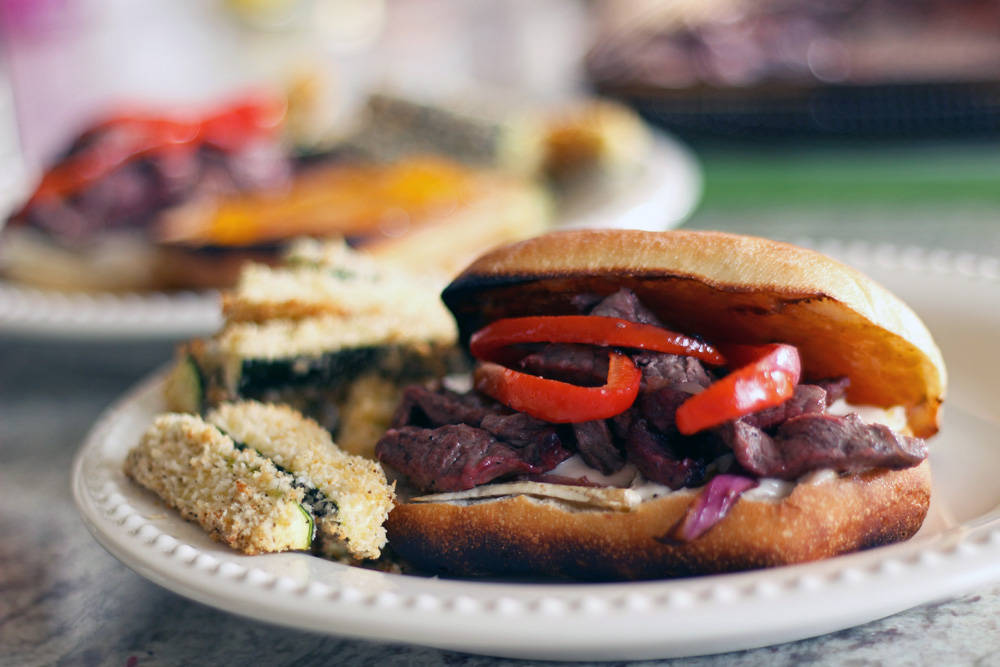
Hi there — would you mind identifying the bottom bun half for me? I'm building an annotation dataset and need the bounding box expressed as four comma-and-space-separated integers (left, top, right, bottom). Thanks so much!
385, 461, 931, 581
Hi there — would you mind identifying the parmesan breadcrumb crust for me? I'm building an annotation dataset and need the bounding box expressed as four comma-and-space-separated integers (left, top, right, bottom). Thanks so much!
216, 309, 454, 360
206, 401, 395, 560
163, 239, 461, 456
223, 251, 452, 327
332, 374, 405, 460
124, 413, 312, 555
215, 240, 457, 361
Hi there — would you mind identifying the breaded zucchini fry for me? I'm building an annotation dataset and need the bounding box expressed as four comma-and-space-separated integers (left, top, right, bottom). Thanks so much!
206, 400, 395, 560
163, 239, 465, 459
124, 413, 313, 555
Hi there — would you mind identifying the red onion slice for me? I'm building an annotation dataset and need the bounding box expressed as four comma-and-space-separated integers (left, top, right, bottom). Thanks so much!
661, 473, 759, 543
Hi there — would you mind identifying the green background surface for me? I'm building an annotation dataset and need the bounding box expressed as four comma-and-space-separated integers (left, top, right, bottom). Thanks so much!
696, 143, 1000, 210
677, 141, 1000, 256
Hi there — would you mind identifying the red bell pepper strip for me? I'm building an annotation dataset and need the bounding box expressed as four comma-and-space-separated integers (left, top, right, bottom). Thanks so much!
469, 315, 724, 366
198, 92, 286, 152
674, 343, 802, 435
24, 91, 286, 208
473, 352, 642, 423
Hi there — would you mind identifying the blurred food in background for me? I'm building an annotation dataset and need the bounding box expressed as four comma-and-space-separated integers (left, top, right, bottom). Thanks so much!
0, 85, 653, 292
1, 91, 292, 291
586, 0, 1000, 141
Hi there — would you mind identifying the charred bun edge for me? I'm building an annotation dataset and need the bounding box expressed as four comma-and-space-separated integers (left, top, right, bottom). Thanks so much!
385, 461, 931, 581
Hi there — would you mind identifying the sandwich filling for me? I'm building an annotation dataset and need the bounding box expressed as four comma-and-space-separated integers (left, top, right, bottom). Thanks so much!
375, 288, 928, 541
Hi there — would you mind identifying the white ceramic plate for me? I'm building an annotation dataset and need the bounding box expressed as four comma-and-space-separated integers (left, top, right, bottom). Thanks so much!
0, 281, 223, 340
558, 131, 702, 232
0, 134, 701, 341
72, 240, 1000, 661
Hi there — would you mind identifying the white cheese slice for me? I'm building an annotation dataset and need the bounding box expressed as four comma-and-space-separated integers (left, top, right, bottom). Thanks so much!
410, 481, 642, 511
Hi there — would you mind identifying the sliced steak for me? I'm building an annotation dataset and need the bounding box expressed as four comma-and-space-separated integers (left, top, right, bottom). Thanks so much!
639, 386, 695, 433
587, 288, 666, 326
633, 351, 712, 392
742, 384, 828, 431
391, 385, 496, 429
479, 411, 559, 449
815, 376, 851, 405
718, 421, 782, 476
375, 423, 571, 493
520, 346, 710, 395
571, 419, 625, 474
624, 418, 705, 489
723, 412, 927, 480
518, 343, 608, 386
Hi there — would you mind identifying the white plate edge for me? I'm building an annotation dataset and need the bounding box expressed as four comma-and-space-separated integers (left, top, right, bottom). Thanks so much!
69, 238, 1000, 660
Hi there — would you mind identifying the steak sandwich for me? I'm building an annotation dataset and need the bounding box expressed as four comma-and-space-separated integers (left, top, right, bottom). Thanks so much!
374, 229, 946, 580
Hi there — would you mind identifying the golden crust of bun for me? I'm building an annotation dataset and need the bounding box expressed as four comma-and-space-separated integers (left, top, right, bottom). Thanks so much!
385, 460, 931, 581
442, 229, 946, 438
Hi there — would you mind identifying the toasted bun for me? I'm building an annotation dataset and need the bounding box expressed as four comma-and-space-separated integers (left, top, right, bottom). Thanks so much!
386, 461, 931, 581
385, 230, 944, 580
442, 229, 946, 438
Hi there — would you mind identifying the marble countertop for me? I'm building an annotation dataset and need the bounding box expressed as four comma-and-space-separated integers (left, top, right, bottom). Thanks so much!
5, 199, 1000, 666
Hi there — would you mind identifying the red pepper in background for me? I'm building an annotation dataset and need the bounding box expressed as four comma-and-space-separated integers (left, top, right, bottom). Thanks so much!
197, 92, 286, 152
21, 90, 286, 211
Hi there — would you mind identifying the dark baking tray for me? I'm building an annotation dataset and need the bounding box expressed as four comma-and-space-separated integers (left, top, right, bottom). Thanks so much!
593, 81, 1000, 144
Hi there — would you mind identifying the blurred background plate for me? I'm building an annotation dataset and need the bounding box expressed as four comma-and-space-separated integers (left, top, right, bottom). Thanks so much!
0, 281, 223, 341
558, 131, 701, 231
0, 130, 701, 341
607, 82, 1000, 145
585, 0, 1000, 145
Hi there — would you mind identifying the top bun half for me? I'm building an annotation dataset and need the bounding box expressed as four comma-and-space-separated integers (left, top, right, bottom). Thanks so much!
441, 229, 946, 439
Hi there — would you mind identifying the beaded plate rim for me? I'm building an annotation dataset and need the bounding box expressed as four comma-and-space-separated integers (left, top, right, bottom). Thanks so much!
71, 239, 1000, 661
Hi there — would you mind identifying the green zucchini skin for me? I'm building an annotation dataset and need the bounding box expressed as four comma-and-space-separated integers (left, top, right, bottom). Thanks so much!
183, 341, 467, 435
237, 343, 465, 396
163, 353, 206, 415
298, 504, 317, 543
238, 347, 381, 397
231, 436, 339, 535
208, 400, 396, 561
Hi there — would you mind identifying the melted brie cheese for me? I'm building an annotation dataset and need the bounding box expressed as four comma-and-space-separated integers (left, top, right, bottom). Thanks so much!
827, 399, 909, 432
410, 480, 642, 510
547, 456, 638, 488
